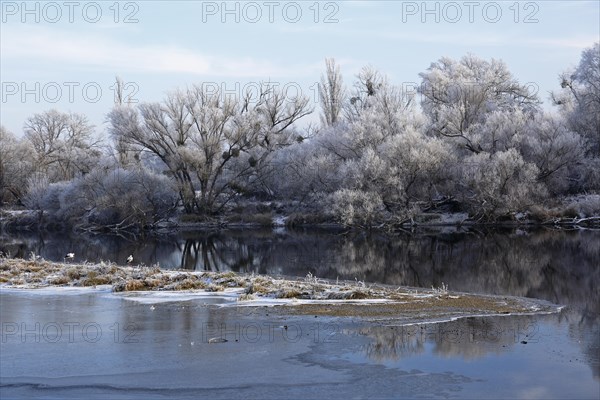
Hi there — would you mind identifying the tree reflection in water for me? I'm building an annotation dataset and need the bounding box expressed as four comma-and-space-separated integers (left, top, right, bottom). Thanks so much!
177, 235, 258, 272
358, 316, 540, 362
1, 228, 597, 315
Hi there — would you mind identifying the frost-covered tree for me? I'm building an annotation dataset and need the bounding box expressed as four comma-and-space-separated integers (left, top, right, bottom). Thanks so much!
380, 129, 453, 207
521, 114, 585, 194
419, 54, 539, 154
552, 43, 600, 156
470, 109, 528, 154
344, 66, 384, 122
340, 147, 389, 194
108, 83, 311, 214
371, 81, 420, 136
0, 126, 36, 205
462, 109, 584, 195
276, 88, 447, 225
325, 127, 452, 222
111, 76, 140, 167
318, 73, 421, 163
319, 58, 345, 127
267, 138, 344, 200
459, 149, 545, 218
24, 110, 102, 181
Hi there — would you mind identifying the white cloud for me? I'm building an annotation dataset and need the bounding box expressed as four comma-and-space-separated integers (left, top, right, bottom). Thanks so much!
339, 28, 597, 49
0, 25, 320, 78
1, 26, 210, 74
527, 37, 599, 49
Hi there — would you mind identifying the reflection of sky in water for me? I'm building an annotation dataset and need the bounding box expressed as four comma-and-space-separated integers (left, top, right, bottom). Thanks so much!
340, 315, 597, 399
1, 289, 598, 398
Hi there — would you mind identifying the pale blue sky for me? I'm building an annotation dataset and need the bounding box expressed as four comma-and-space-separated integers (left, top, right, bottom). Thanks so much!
1, 0, 599, 136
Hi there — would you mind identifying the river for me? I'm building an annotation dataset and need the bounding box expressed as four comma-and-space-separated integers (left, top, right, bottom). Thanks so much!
1, 227, 598, 398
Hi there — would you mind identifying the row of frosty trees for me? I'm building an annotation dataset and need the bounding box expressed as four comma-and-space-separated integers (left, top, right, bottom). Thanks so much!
1, 43, 598, 230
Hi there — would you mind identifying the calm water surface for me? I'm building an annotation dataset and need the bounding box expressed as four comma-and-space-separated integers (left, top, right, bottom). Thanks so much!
1, 227, 598, 399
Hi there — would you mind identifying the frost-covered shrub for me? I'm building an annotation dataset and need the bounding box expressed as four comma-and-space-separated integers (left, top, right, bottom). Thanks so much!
565, 195, 600, 218
459, 149, 546, 218
22, 174, 50, 213
271, 105, 454, 220
471, 109, 527, 154
267, 136, 345, 199
75, 167, 178, 228
40, 181, 69, 216
380, 128, 453, 204
341, 148, 389, 193
329, 189, 385, 227
577, 157, 600, 192
24, 166, 179, 230
0, 127, 36, 205
22, 175, 70, 225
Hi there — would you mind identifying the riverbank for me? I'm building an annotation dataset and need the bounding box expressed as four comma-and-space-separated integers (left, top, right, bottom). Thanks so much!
0, 258, 560, 321
2, 205, 599, 236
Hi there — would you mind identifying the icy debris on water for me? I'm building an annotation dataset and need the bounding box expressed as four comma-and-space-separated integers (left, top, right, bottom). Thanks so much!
208, 337, 228, 343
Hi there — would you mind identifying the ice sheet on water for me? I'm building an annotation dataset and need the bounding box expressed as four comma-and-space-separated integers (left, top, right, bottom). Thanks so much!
0, 285, 113, 295
114, 288, 244, 304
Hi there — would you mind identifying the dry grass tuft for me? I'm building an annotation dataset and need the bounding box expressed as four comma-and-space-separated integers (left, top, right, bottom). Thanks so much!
124, 279, 148, 291
173, 277, 205, 290
276, 288, 304, 299
46, 275, 70, 285
66, 267, 81, 280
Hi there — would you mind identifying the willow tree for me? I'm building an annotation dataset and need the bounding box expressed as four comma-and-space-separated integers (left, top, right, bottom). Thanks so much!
418, 54, 540, 154
107, 83, 311, 214
552, 43, 600, 156
0, 126, 36, 205
24, 110, 101, 181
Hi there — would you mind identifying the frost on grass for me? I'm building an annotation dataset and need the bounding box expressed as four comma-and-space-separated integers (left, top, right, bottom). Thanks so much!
0, 258, 558, 316
1, 258, 436, 301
